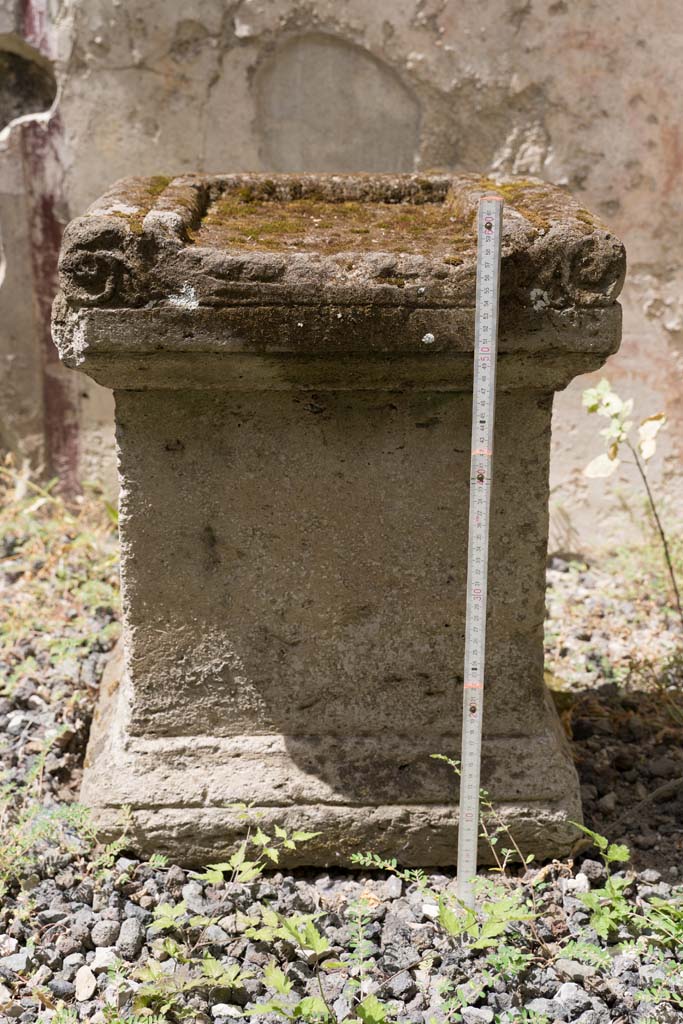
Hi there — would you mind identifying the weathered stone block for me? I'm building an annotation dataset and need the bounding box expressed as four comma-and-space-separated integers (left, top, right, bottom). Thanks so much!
52, 173, 625, 865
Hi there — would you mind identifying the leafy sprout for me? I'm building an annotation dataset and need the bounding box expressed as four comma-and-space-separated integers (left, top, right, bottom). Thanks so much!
583, 378, 666, 478
583, 378, 681, 624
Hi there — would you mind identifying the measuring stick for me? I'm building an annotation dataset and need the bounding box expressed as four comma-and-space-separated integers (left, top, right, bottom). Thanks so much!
456, 195, 504, 908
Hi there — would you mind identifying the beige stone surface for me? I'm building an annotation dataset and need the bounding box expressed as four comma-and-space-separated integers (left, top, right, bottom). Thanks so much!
256, 34, 421, 173
55, 173, 623, 864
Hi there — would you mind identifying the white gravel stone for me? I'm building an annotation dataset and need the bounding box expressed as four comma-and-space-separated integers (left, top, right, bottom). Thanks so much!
462, 1009, 494, 1024
74, 964, 97, 1001
211, 1004, 242, 1019
382, 875, 403, 900
0, 937, 18, 957
573, 872, 591, 893
421, 902, 439, 921
91, 947, 118, 974
0, 950, 32, 973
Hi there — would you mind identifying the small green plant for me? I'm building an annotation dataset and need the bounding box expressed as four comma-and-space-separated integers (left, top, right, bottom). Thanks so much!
570, 823, 633, 940
635, 949, 683, 1012
427, 975, 488, 1024
245, 910, 337, 1019
243, 892, 408, 1024
558, 940, 612, 968
571, 823, 683, 957
516, 1011, 551, 1024
435, 878, 534, 949
0, 737, 89, 900
345, 899, 376, 1004
244, 961, 330, 1022
131, 953, 252, 1018
191, 809, 319, 886
485, 943, 533, 980
431, 756, 537, 874
245, 907, 331, 958
150, 900, 189, 934
582, 378, 682, 624
105, 498, 120, 526
571, 823, 630, 871
246, 958, 396, 1023
578, 874, 633, 941
640, 892, 683, 950
51, 1009, 171, 1024
86, 805, 135, 879
51, 1010, 80, 1024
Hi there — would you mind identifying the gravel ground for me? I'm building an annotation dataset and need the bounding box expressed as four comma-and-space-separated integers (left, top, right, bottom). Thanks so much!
2, 857, 683, 1024
545, 555, 683, 875
0, 471, 682, 1023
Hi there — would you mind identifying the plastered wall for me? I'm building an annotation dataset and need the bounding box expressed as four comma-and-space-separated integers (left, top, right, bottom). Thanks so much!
1, 0, 681, 551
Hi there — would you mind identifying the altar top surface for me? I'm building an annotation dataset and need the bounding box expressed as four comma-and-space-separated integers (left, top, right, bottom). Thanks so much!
56, 172, 625, 313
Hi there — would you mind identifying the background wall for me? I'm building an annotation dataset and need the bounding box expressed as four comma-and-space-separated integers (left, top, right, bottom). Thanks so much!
1, 0, 681, 552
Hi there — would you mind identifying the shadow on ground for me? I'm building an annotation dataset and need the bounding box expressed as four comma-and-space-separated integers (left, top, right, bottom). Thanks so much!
552, 672, 683, 874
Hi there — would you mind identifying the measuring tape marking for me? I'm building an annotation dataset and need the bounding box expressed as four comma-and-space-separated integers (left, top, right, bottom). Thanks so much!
456, 195, 503, 909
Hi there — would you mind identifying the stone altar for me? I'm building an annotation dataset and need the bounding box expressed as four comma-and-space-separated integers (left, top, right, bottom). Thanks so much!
52, 173, 625, 865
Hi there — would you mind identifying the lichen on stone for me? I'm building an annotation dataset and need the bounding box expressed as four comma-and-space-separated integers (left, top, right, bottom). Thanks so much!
94, 175, 173, 234
193, 191, 473, 259
454, 174, 605, 236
